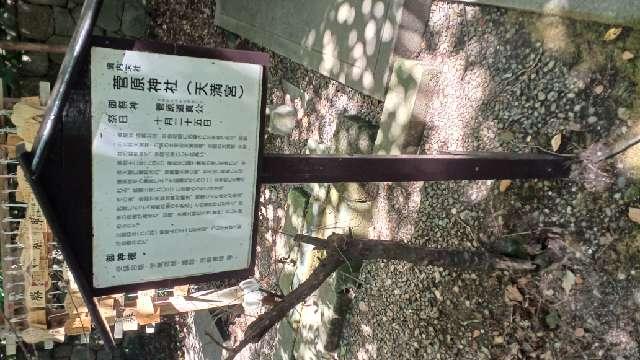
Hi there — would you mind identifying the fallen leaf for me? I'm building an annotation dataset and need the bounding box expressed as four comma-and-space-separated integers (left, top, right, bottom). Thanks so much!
505, 285, 524, 303
472, 329, 481, 338
562, 270, 576, 296
499, 180, 512, 192
575, 327, 585, 337
603, 27, 623, 41
551, 133, 562, 152
541, 351, 553, 360
629, 208, 640, 224
622, 50, 635, 61
594, 84, 605, 94
575, 274, 583, 285
493, 335, 504, 345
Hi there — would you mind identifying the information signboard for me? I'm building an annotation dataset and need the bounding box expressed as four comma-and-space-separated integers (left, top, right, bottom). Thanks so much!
90, 46, 263, 288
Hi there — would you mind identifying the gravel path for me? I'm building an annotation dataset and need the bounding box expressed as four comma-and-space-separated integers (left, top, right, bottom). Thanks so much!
343, 3, 640, 360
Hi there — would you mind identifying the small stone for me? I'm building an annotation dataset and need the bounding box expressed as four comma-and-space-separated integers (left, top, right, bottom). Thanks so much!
575, 328, 585, 337
493, 335, 504, 345
537, 92, 546, 101
617, 107, 632, 121
472, 330, 481, 338
268, 104, 296, 136
17, 1, 54, 41
587, 116, 598, 124
358, 302, 369, 312
593, 85, 604, 94
622, 50, 635, 61
547, 91, 558, 101
54, 6, 76, 36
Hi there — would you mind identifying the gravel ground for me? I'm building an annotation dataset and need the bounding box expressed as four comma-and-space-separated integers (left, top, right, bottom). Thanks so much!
147, 1, 640, 359
343, 3, 640, 360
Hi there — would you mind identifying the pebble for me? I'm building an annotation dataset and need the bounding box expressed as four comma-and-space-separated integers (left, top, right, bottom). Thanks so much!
587, 116, 598, 124
268, 104, 297, 135
633, 289, 640, 306
622, 50, 635, 61
617, 107, 631, 121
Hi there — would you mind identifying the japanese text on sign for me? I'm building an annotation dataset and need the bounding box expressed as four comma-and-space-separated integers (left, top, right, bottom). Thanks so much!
91, 47, 262, 288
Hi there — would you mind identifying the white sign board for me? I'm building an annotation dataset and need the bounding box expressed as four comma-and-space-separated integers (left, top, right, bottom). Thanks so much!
91, 47, 262, 288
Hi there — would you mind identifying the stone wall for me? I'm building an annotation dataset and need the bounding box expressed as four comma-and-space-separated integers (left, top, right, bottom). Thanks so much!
3, 0, 150, 96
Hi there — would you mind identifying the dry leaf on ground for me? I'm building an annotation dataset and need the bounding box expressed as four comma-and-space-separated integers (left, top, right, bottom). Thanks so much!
603, 27, 623, 41
499, 180, 512, 192
629, 208, 640, 223
551, 133, 562, 152
622, 50, 635, 61
505, 285, 524, 303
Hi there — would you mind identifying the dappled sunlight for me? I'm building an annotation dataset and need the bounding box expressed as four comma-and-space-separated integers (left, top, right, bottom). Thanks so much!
370, 182, 422, 241
463, 180, 495, 204
423, 62, 491, 151
605, 329, 639, 354
418, 6, 491, 153
182, 312, 205, 360
356, 342, 378, 360
533, 15, 576, 59
620, 120, 640, 179
217, 0, 400, 98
